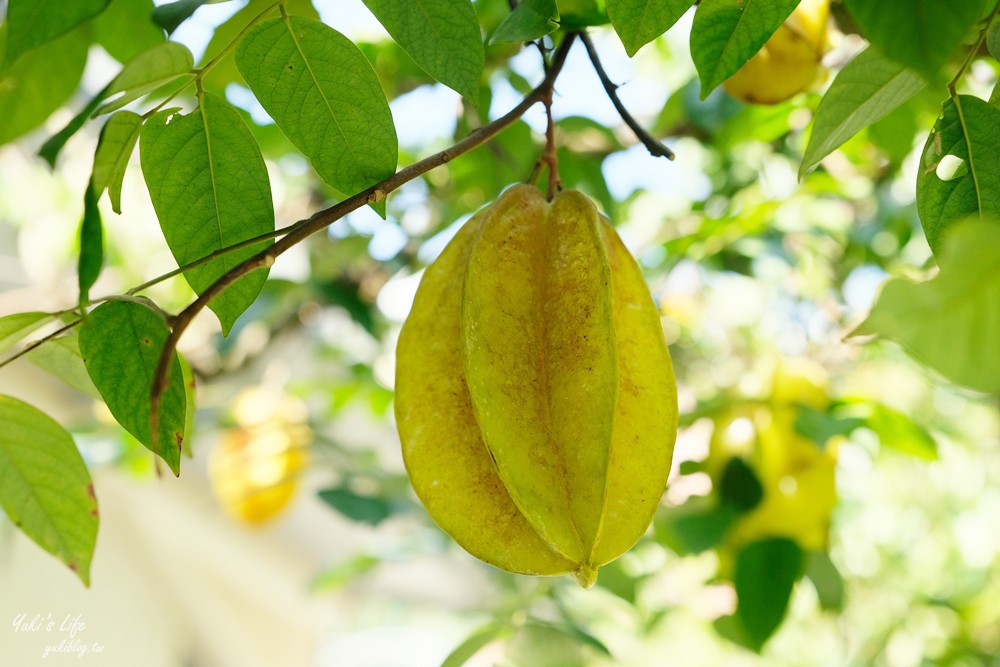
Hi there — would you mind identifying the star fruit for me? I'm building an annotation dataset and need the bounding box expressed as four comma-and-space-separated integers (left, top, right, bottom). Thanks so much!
395, 184, 678, 587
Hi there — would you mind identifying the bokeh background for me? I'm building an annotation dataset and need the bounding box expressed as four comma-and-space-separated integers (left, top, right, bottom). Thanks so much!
1, 1, 999, 665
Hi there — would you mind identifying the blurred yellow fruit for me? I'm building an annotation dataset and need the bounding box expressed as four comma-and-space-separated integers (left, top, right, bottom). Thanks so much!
709, 359, 838, 551
208, 387, 311, 525
722, 0, 829, 105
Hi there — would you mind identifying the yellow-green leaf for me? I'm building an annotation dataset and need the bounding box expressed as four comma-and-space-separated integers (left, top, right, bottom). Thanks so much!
0, 395, 98, 586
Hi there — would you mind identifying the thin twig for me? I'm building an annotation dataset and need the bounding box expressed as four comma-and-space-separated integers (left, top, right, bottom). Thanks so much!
149, 32, 581, 436
0, 319, 82, 370
579, 32, 675, 161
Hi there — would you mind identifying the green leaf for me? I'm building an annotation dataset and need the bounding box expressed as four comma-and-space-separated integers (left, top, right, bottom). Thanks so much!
92, 111, 144, 214
198, 0, 318, 95
440, 623, 506, 667
559, 0, 610, 29
490, 0, 560, 44
793, 405, 863, 445
39, 83, 114, 168
804, 551, 844, 611
844, 0, 985, 81
733, 537, 803, 651
916, 96, 1000, 254
140, 93, 274, 335
360, 0, 484, 103
235, 16, 398, 212
800, 46, 926, 177
833, 399, 937, 460
95, 41, 195, 116
92, 0, 165, 63
0, 26, 89, 145
607, 0, 693, 57
719, 456, 763, 511
3, 0, 110, 65
310, 554, 380, 592
654, 499, 739, 555
79, 300, 187, 475
0, 395, 98, 586
989, 20, 1000, 61
0, 312, 52, 355
151, 0, 228, 34
506, 620, 609, 665
690, 0, 799, 97
853, 219, 1000, 395
318, 487, 393, 526
863, 403, 938, 459
78, 184, 104, 305
26, 335, 102, 400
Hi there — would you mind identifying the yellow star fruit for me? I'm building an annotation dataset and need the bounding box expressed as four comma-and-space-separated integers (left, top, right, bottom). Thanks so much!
723, 0, 830, 105
395, 185, 678, 587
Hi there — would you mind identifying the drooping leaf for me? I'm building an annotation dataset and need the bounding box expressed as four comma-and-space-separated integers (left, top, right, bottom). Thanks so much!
607, 0, 694, 57
318, 487, 393, 526
151, 0, 229, 34
853, 219, 1000, 395
95, 41, 195, 116
0, 27, 89, 145
235, 16, 398, 213
361, 0, 484, 102
79, 300, 187, 475
3, 0, 110, 65
0, 312, 52, 355
140, 93, 274, 335
39, 83, 114, 168
92, 111, 143, 214
0, 395, 98, 586
92, 0, 165, 62
78, 184, 104, 305
844, 0, 985, 81
690, 0, 800, 97
440, 624, 507, 667
733, 537, 803, 651
26, 335, 101, 400
490, 0, 560, 44
800, 46, 926, 176
916, 96, 1000, 254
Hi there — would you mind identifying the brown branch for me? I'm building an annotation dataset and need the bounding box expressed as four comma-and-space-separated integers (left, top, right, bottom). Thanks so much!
579, 32, 675, 161
149, 32, 580, 437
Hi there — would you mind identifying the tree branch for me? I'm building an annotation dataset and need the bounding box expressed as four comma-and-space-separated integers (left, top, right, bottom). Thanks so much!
150, 32, 580, 435
579, 32, 675, 161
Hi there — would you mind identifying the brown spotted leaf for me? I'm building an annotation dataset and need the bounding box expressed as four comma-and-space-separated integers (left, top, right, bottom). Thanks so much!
79, 300, 186, 475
